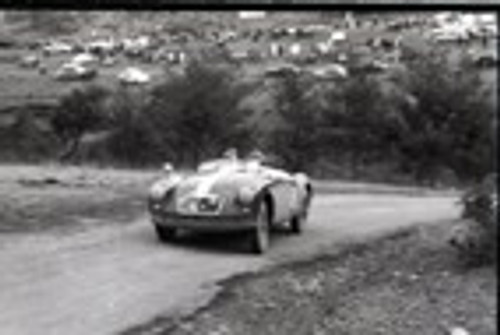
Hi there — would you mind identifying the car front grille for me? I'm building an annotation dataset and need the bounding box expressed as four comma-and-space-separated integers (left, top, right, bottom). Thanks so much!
177, 195, 224, 215
197, 197, 221, 213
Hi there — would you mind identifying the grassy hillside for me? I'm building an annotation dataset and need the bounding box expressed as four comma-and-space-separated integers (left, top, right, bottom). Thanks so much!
0, 11, 495, 184
0, 12, 336, 38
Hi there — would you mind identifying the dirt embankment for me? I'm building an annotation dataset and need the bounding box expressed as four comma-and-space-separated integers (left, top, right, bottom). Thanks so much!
0, 164, 159, 233
0, 164, 458, 234
126, 221, 496, 335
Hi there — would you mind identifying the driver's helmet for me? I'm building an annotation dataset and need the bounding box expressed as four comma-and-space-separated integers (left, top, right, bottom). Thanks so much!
247, 149, 265, 162
222, 148, 238, 161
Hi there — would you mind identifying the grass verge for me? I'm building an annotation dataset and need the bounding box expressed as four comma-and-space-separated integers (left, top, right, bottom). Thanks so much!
123, 221, 497, 335
0, 164, 159, 233
0, 164, 459, 234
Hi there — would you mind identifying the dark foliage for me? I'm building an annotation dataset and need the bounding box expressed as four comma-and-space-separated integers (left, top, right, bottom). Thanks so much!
145, 60, 253, 167
450, 174, 498, 266
40, 47, 495, 185
0, 105, 59, 162
100, 87, 160, 167
51, 84, 111, 161
395, 48, 495, 184
265, 72, 324, 173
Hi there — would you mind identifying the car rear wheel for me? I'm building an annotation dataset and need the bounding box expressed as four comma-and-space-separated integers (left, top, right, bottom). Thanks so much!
291, 189, 311, 234
290, 213, 305, 234
249, 201, 270, 254
155, 225, 177, 242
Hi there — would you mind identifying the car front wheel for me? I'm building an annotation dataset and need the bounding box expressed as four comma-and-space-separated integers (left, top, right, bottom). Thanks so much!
249, 201, 270, 254
155, 225, 177, 243
290, 213, 306, 234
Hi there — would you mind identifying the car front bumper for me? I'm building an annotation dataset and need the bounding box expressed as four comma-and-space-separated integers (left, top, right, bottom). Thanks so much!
151, 212, 256, 232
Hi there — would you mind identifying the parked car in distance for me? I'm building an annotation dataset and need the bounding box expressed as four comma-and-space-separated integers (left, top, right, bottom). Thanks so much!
18, 55, 40, 69
264, 63, 303, 78
148, 152, 313, 254
53, 62, 97, 81
42, 41, 74, 55
118, 67, 151, 84
472, 51, 498, 68
308, 63, 348, 79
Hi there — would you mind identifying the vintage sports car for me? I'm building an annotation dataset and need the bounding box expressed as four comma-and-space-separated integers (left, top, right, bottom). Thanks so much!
148, 155, 313, 254
53, 62, 97, 81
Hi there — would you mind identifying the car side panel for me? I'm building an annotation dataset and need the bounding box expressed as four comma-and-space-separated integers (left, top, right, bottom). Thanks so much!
268, 180, 300, 223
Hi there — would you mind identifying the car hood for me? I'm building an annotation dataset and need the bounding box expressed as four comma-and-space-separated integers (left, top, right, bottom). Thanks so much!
175, 169, 255, 199
170, 164, 292, 200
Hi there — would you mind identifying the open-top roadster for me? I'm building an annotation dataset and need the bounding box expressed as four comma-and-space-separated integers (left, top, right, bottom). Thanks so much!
148, 153, 313, 254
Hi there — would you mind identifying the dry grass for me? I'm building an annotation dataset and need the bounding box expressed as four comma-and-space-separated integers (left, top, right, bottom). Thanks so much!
142, 222, 497, 335
0, 163, 460, 234
0, 52, 166, 110
0, 164, 160, 233
0, 12, 495, 111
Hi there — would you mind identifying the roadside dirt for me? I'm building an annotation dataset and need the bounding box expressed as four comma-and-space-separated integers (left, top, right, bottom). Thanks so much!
0, 164, 458, 234
0, 164, 158, 233
0, 164, 461, 335
138, 221, 496, 335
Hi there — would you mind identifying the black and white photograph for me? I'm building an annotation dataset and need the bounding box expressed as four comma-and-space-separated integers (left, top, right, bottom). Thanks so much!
0, 8, 496, 335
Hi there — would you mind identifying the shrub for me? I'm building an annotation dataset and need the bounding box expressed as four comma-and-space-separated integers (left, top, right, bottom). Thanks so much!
265, 72, 324, 173
394, 47, 495, 184
0, 104, 60, 162
146, 60, 253, 167
51, 84, 111, 161
450, 174, 498, 266
84, 86, 161, 167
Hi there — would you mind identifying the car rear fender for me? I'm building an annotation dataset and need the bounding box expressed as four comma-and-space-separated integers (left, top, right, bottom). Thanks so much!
253, 179, 301, 224
294, 173, 313, 202
252, 185, 277, 224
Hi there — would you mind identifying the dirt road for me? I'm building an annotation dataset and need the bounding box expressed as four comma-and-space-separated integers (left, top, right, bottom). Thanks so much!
0, 193, 460, 335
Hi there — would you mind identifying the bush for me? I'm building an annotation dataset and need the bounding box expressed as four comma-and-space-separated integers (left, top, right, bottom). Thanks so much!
265, 72, 324, 173
394, 47, 495, 184
99, 86, 161, 167
146, 60, 253, 167
450, 174, 497, 266
23, 41, 495, 186
0, 104, 60, 162
51, 84, 111, 161
49, 60, 254, 168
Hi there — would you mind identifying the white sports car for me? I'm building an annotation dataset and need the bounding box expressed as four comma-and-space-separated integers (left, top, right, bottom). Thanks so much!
148, 155, 313, 254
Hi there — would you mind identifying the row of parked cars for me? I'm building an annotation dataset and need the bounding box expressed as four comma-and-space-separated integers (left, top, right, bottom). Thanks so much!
15, 12, 496, 85
19, 50, 154, 84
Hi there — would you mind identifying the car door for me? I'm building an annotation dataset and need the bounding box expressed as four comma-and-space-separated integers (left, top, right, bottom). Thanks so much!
268, 179, 299, 223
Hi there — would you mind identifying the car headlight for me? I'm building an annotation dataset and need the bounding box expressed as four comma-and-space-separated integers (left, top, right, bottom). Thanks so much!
150, 180, 171, 200
237, 186, 257, 206
149, 175, 181, 200
198, 194, 222, 213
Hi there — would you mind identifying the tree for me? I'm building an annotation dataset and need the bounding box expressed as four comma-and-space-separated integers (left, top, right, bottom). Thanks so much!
5, 11, 88, 36
316, 72, 408, 177
103, 86, 160, 167
51, 84, 110, 161
395, 47, 495, 183
146, 60, 252, 166
266, 72, 324, 172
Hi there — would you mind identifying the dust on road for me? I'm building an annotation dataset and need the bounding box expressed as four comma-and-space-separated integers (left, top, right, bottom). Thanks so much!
0, 193, 460, 335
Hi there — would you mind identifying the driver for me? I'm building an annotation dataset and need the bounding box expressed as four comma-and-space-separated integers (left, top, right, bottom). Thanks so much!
245, 149, 265, 171
247, 149, 265, 162
198, 148, 238, 172
222, 148, 238, 162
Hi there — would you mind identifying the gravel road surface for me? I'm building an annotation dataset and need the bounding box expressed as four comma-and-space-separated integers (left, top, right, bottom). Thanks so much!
0, 193, 460, 335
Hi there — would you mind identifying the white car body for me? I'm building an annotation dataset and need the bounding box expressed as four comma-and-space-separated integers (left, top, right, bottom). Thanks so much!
118, 67, 151, 84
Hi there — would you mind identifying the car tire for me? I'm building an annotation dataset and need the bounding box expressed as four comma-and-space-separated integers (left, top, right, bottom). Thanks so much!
291, 188, 312, 234
290, 213, 305, 234
155, 225, 177, 243
249, 201, 270, 254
